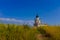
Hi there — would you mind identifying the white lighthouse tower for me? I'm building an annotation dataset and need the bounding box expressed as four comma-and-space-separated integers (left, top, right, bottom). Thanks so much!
34, 15, 41, 27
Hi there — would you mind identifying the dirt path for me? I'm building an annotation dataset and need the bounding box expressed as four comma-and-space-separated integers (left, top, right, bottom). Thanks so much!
36, 33, 51, 40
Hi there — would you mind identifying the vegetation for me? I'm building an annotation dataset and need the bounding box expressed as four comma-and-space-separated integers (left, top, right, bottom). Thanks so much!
40, 26, 60, 40
0, 24, 60, 40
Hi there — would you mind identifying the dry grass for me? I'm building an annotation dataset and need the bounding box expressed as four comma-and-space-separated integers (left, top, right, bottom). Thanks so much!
0, 24, 60, 40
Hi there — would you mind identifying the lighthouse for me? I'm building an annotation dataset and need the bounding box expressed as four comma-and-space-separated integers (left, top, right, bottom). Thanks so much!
34, 15, 41, 27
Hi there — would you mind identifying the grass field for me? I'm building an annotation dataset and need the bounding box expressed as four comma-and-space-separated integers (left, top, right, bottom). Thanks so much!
0, 24, 60, 40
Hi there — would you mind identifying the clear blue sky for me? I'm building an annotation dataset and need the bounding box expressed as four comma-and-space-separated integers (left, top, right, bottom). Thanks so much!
0, 0, 60, 25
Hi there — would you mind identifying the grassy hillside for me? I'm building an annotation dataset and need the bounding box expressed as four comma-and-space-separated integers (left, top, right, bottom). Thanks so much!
40, 26, 60, 40
0, 24, 60, 40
